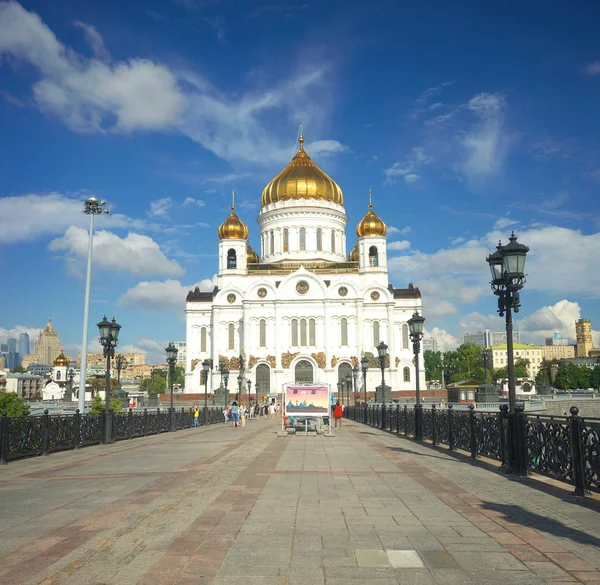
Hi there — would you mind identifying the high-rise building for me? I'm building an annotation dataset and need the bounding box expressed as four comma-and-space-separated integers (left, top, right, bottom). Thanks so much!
22, 317, 64, 367
7, 338, 18, 370
545, 331, 571, 346
173, 341, 187, 367
0, 343, 7, 353
575, 318, 593, 358
462, 330, 520, 349
423, 337, 438, 353
19, 333, 30, 365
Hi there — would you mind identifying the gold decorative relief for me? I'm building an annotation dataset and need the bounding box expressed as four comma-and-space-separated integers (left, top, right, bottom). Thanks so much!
351, 356, 358, 367
191, 359, 200, 371
257, 287, 267, 298
296, 280, 309, 295
395, 357, 400, 367
266, 355, 276, 368
281, 351, 299, 369
227, 293, 236, 303
330, 355, 338, 367
312, 352, 326, 369
248, 355, 257, 369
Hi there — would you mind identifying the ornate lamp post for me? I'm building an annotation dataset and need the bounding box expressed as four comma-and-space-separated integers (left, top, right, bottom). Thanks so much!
361, 355, 369, 402
97, 315, 121, 444
115, 354, 125, 391
486, 232, 529, 412
483, 349, 490, 384
79, 198, 109, 414
65, 368, 75, 403
408, 311, 425, 441
376, 341, 388, 402
237, 374, 244, 404
345, 375, 352, 408
247, 379, 252, 404
337, 380, 343, 406
352, 366, 359, 406
202, 359, 210, 424
165, 343, 178, 431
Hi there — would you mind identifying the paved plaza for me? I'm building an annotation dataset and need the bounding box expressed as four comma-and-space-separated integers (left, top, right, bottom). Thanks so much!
0, 417, 600, 585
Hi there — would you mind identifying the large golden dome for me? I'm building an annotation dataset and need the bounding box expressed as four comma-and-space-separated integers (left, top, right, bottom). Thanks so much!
356, 191, 386, 237
53, 352, 69, 367
218, 194, 249, 240
261, 135, 344, 207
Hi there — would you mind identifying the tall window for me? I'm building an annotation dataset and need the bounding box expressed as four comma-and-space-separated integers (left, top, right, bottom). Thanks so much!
402, 323, 409, 349
369, 245, 379, 267
316, 228, 322, 251
331, 230, 336, 253
270, 231, 275, 255
259, 319, 266, 348
299, 228, 306, 251
291, 319, 298, 346
228, 323, 235, 350
341, 318, 348, 346
309, 319, 316, 346
227, 249, 236, 269
300, 319, 307, 346
283, 228, 289, 252
373, 321, 380, 346
403, 367, 410, 382
200, 327, 207, 352
56, 370, 61, 380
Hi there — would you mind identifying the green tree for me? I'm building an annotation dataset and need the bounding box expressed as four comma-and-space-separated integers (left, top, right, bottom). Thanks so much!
140, 374, 166, 394
514, 358, 530, 378
554, 363, 590, 389
10, 365, 25, 373
0, 392, 31, 417
88, 377, 117, 394
444, 343, 484, 383
590, 366, 600, 390
89, 395, 123, 414
423, 350, 442, 381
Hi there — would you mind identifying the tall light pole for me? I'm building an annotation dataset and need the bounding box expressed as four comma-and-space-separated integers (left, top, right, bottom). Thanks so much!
79, 198, 109, 414
247, 379, 252, 405
408, 311, 425, 440
361, 355, 368, 402
352, 366, 359, 406
65, 368, 75, 403
166, 343, 178, 431
97, 315, 121, 444
202, 359, 210, 424
345, 375, 352, 408
116, 354, 124, 390
376, 341, 388, 402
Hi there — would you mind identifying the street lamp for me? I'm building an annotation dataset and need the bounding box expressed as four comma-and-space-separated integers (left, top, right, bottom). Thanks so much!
352, 366, 359, 406
237, 374, 244, 404
97, 315, 121, 443
202, 359, 210, 424
65, 368, 75, 403
361, 355, 369, 402
116, 354, 125, 391
165, 343, 178, 431
482, 349, 490, 384
337, 380, 343, 405
345, 375, 352, 408
79, 197, 110, 414
408, 311, 425, 440
376, 341, 388, 401
486, 232, 529, 412
247, 379, 252, 404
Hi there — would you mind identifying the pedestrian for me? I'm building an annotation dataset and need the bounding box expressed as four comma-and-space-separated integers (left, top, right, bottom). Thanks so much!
334, 401, 343, 429
270, 402, 276, 419
223, 406, 229, 424
193, 405, 200, 428
231, 401, 240, 428
240, 405, 246, 427
263, 403, 268, 419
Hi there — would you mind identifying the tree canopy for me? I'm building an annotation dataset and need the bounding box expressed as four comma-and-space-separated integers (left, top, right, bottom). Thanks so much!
0, 392, 31, 417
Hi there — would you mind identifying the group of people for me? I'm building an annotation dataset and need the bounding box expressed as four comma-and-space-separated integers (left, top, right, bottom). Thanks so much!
222, 401, 279, 427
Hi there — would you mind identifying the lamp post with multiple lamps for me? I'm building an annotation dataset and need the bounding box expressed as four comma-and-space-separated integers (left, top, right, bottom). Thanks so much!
202, 359, 211, 424
352, 366, 359, 406
97, 316, 121, 444
78, 198, 110, 414
376, 341, 388, 403
361, 355, 369, 402
408, 311, 425, 441
165, 343, 178, 431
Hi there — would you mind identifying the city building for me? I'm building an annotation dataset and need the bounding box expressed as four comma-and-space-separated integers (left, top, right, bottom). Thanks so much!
27, 363, 53, 377
19, 333, 30, 364
545, 331, 571, 346
185, 132, 424, 396
5, 373, 43, 399
462, 330, 520, 349
21, 318, 65, 367
422, 337, 438, 353
576, 318, 593, 357
489, 344, 543, 379
173, 342, 187, 367
541, 344, 575, 362
7, 337, 18, 370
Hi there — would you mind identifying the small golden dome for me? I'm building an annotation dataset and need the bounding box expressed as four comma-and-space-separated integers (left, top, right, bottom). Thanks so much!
247, 244, 259, 264
218, 192, 248, 240
356, 190, 387, 237
261, 133, 344, 207
348, 245, 358, 262
53, 352, 69, 367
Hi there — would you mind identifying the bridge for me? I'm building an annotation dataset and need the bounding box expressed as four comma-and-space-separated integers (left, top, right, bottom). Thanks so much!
0, 415, 599, 585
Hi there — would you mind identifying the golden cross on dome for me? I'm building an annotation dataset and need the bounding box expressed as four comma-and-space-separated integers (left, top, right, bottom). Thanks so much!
231, 190, 235, 210
298, 117, 304, 149
368, 188, 373, 209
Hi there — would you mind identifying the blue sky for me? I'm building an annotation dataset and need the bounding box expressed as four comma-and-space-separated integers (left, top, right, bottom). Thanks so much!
1, 0, 599, 363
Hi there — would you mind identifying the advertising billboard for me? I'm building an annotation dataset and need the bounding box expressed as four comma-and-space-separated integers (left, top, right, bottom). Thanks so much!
283, 385, 330, 418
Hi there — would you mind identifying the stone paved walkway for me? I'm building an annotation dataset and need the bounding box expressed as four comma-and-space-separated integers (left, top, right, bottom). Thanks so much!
0, 417, 599, 585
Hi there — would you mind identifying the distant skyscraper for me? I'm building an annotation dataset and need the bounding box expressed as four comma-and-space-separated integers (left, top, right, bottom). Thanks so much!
19, 333, 30, 365
22, 317, 64, 367
576, 318, 593, 357
423, 337, 438, 353
0, 343, 7, 353
7, 338, 18, 369
463, 330, 520, 349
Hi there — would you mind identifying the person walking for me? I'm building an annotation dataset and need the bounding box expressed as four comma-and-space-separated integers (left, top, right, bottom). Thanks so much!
223, 405, 229, 424
193, 405, 200, 428
263, 403, 268, 420
333, 401, 343, 429
240, 405, 247, 427
231, 401, 240, 428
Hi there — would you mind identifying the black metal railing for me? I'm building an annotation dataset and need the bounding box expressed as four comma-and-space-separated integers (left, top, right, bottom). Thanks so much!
345, 403, 600, 497
0, 406, 224, 464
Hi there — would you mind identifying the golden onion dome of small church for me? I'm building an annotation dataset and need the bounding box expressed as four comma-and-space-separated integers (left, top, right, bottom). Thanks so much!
53, 352, 69, 367
356, 189, 387, 237
247, 244, 259, 264
218, 191, 249, 240
348, 245, 359, 262
261, 126, 344, 207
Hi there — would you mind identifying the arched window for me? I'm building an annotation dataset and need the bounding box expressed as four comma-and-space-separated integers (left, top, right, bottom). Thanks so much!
341, 318, 348, 346
402, 323, 409, 349
300, 319, 307, 346
299, 228, 306, 251
227, 249, 237, 269
228, 323, 235, 350
56, 370, 61, 380
316, 228, 322, 251
291, 319, 298, 346
283, 228, 289, 252
309, 319, 316, 346
403, 367, 410, 382
331, 230, 336, 253
369, 246, 378, 267
200, 327, 207, 352
373, 321, 380, 346
270, 231, 275, 255
259, 319, 266, 348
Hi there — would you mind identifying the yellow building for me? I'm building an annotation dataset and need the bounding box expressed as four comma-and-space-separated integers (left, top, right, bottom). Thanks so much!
541, 344, 576, 361
576, 318, 593, 357
76, 352, 145, 368
22, 317, 65, 367
489, 344, 543, 378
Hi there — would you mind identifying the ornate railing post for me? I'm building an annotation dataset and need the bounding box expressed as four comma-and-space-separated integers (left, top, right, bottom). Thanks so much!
568, 406, 586, 496
468, 404, 477, 459
128, 408, 133, 440
514, 404, 527, 475
404, 405, 408, 436
74, 409, 81, 449
0, 412, 8, 464
448, 404, 455, 451
381, 403, 386, 430
143, 408, 148, 436
499, 404, 508, 466
42, 410, 50, 456
431, 404, 437, 445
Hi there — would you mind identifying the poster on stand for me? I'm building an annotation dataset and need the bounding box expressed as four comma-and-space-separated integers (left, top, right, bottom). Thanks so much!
283, 385, 330, 418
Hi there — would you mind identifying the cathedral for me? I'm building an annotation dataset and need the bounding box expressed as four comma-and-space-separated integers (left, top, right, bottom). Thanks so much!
184, 132, 424, 397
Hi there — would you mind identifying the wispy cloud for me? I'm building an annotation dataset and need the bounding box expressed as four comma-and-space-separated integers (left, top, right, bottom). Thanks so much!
73, 20, 110, 60
384, 147, 433, 185
249, 3, 308, 19
410, 81, 456, 118
583, 60, 600, 75
149, 197, 173, 217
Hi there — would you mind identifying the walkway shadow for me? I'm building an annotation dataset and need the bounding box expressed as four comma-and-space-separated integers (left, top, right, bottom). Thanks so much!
481, 501, 600, 546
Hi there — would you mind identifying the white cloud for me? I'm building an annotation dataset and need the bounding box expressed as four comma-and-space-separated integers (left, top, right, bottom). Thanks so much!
149, 197, 173, 217
384, 147, 433, 184
387, 225, 410, 236
183, 197, 206, 207
387, 240, 411, 251
119, 276, 217, 311
49, 227, 185, 277
424, 327, 459, 351
583, 61, 600, 75
73, 20, 110, 61
493, 217, 518, 230
0, 325, 42, 346
458, 312, 506, 335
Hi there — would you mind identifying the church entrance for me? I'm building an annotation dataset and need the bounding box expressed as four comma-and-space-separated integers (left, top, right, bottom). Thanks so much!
294, 360, 314, 383
256, 363, 270, 398
338, 362, 352, 403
